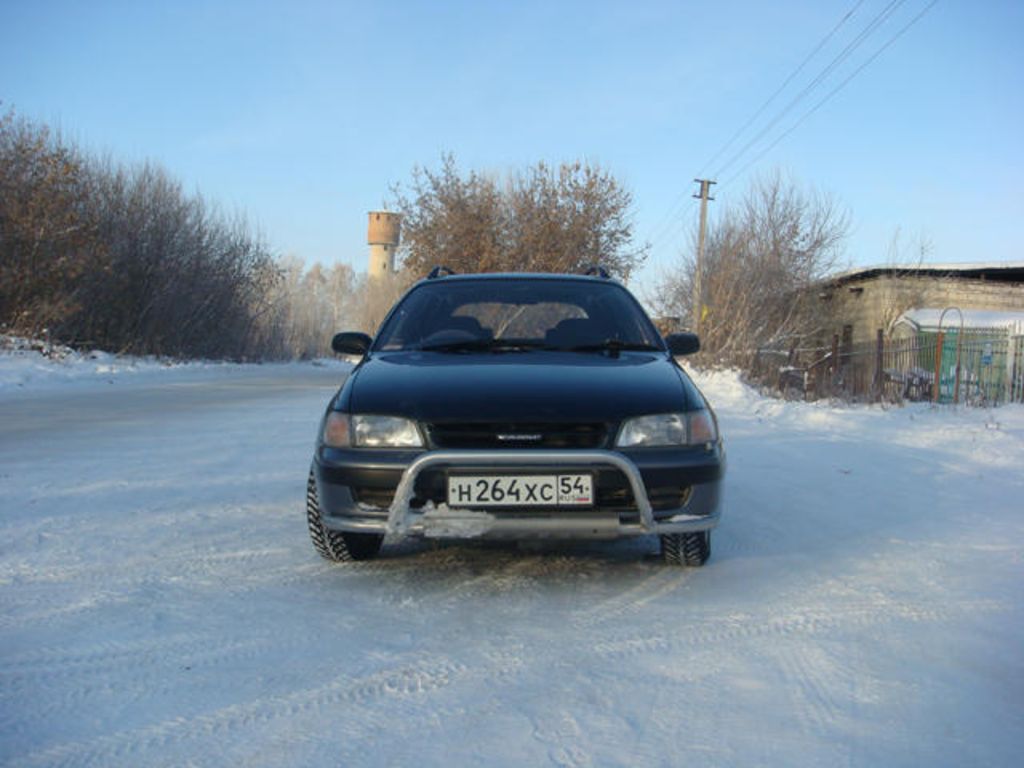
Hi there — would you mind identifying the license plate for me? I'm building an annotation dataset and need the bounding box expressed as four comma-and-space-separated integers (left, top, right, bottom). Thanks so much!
447, 474, 593, 508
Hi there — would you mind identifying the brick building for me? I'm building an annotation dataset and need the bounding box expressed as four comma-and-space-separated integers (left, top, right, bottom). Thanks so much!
815, 262, 1024, 347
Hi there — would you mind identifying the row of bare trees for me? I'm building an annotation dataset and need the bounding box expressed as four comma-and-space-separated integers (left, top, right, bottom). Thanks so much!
0, 109, 364, 359
2, 109, 270, 357
650, 173, 850, 367
260, 258, 363, 359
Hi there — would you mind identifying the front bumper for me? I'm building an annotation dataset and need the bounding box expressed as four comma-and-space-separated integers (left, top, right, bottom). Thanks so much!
314, 447, 723, 540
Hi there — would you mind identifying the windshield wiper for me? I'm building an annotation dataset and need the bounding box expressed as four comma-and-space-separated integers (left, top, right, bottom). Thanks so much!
419, 338, 544, 353
561, 339, 663, 357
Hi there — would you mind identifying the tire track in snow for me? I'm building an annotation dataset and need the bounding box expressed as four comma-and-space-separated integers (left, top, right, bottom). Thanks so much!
774, 645, 845, 737
3, 549, 381, 633
592, 597, 1007, 659
570, 568, 690, 630
0, 633, 338, 742
0, 545, 290, 589
0, 634, 268, 680
0, 553, 307, 631
8, 655, 469, 768
1, 548, 552, 725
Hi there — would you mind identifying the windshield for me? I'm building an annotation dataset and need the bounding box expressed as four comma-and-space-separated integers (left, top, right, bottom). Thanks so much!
374, 278, 663, 353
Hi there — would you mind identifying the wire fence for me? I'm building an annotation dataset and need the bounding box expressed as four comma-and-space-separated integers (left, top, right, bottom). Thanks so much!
751, 329, 1024, 406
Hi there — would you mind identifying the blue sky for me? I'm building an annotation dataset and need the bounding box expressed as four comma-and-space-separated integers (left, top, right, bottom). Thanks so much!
2, 0, 1021, 293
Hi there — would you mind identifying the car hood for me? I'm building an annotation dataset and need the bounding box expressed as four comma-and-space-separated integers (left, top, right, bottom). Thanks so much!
342, 351, 701, 423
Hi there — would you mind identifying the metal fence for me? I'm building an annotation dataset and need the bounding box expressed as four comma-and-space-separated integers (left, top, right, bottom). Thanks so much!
751, 329, 1024, 406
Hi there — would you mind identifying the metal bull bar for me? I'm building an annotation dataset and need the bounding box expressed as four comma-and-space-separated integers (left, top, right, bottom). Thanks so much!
384, 450, 719, 537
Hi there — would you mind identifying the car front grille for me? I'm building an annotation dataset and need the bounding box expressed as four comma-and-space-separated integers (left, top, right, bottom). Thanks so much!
599, 485, 692, 512
427, 422, 608, 450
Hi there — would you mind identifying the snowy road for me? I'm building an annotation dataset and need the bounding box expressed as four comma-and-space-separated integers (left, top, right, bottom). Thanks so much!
1, 364, 1021, 767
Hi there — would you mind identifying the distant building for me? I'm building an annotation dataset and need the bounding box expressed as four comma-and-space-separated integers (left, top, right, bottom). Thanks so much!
753, 263, 1024, 403
815, 262, 1024, 347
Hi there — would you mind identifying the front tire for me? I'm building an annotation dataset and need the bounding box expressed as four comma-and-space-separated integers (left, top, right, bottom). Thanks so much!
306, 469, 383, 562
660, 531, 711, 567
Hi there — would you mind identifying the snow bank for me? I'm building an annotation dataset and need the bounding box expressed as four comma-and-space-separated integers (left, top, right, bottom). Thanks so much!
0, 335, 349, 393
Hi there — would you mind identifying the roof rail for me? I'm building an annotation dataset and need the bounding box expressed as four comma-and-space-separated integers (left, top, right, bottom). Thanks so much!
426, 265, 457, 279
581, 264, 610, 279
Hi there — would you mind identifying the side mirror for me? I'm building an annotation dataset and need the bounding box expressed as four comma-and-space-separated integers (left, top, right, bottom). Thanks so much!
665, 332, 700, 356
331, 332, 372, 356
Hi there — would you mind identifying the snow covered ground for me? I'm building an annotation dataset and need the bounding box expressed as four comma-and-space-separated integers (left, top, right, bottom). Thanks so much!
0, 335, 346, 393
1, 351, 1021, 767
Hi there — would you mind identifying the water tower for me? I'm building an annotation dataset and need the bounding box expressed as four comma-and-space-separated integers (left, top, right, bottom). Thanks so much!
367, 211, 401, 280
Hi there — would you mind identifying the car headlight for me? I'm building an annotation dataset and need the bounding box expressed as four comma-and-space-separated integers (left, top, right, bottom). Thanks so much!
352, 415, 423, 448
322, 414, 424, 448
616, 411, 718, 448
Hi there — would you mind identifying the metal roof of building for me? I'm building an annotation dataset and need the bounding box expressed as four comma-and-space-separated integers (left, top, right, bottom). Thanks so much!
825, 262, 1024, 285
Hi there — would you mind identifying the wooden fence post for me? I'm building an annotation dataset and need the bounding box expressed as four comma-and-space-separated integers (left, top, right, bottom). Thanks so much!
874, 329, 884, 401
831, 334, 840, 395
1007, 329, 1020, 404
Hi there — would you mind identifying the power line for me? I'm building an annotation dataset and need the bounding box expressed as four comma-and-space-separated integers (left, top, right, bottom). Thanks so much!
645, 196, 700, 279
647, 0, 872, 252
647, 196, 697, 251
647, 0, 936, 267
697, 0, 867, 178
721, 0, 940, 188
713, 0, 907, 180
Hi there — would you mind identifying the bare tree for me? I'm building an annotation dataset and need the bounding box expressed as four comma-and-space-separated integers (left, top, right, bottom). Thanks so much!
254, 258, 362, 358
651, 172, 849, 366
0, 109, 96, 334
354, 271, 414, 334
878, 227, 933, 332
390, 154, 648, 279
1, 108, 281, 359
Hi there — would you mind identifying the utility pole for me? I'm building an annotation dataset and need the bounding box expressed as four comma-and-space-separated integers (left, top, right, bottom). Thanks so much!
692, 179, 716, 336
